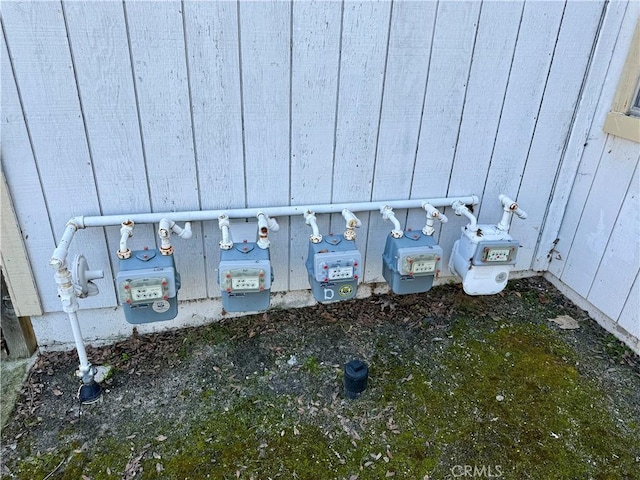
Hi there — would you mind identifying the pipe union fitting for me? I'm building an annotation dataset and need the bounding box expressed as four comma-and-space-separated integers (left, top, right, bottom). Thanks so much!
343, 228, 357, 241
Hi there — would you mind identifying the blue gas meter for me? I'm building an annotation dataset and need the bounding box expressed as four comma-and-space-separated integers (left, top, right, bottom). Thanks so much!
306, 234, 362, 303
219, 242, 272, 312
116, 248, 181, 324
382, 230, 442, 295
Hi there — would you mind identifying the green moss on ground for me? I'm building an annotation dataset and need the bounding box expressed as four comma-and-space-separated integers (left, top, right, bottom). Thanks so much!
4, 280, 640, 479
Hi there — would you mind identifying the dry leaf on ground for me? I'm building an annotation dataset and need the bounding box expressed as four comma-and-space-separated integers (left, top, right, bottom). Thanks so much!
548, 315, 580, 330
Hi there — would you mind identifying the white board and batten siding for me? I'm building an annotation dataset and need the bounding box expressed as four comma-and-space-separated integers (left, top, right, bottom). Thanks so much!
290, 0, 342, 288
541, 1, 640, 348
1, 0, 637, 351
364, 0, 437, 282
2, 2, 116, 314
184, 0, 248, 300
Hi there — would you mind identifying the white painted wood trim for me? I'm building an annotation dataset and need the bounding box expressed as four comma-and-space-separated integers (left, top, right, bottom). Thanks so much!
0, 170, 43, 316
603, 112, 640, 143
608, 17, 640, 114
602, 16, 640, 142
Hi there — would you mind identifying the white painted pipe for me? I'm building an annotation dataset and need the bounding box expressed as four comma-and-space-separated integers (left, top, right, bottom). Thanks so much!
50, 221, 79, 269
452, 201, 477, 230
422, 203, 448, 236
54, 265, 94, 384
304, 210, 323, 243
158, 219, 173, 254
257, 213, 271, 249
117, 220, 134, 259
341, 209, 361, 229
68, 310, 93, 383
172, 221, 193, 239
497, 194, 527, 231
158, 219, 192, 254
68, 196, 479, 230
341, 209, 361, 240
380, 205, 403, 238
218, 215, 233, 250
51, 196, 479, 267
267, 216, 279, 232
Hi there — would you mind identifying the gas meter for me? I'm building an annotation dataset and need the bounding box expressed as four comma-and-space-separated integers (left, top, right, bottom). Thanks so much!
448, 196, 526, 296
306, 234, 362, 303
449, 225, 519, 296
219, 242, 273, 312
382, 230, 442, 295
116, 248, 181, 324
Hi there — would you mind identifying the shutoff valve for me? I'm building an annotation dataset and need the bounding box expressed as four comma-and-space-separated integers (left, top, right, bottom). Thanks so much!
449, 195, 526, 295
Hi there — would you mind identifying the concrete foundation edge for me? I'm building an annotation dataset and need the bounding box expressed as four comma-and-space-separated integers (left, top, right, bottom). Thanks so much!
32, 272, 542, 352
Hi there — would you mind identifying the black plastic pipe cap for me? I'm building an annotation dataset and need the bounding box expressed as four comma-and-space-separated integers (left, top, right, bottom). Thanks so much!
78, 381, 102, 404
344, 359, 368, 399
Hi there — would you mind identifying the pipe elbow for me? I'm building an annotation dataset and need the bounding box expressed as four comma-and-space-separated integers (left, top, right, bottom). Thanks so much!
67, 217, 85, 230
342, 209, 361, 229
452, 201, 477, 230
499, 194, 527, 219
218, 214, 230, 228
120, 219, 135, 236
257, 212, 278, 231
499, 194, 518, 212
158, 219, 172, 239
380, 205, 403, 238
218, 215, 233, 250
304, 211, 323, 243
257, 213, 278, 249
423, 203, 447, 223
175, 222, 192, 239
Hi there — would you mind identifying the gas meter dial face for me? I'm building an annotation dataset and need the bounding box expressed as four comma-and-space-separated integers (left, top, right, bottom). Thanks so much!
471, 240, 519, 266
483, 248, 511, 263
401, 254, 438, 276
131, 285, 163, 302
118, 274, 175, 305
327, 265, 354, 281
222, 268, 267, 292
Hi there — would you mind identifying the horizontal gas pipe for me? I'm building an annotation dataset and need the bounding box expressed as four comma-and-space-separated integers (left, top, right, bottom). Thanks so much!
50, 196, 478, 265
74, 197, 478, 228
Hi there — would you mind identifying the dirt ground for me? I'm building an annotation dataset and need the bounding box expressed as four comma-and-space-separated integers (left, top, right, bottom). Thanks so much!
1, 276, 639, 479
